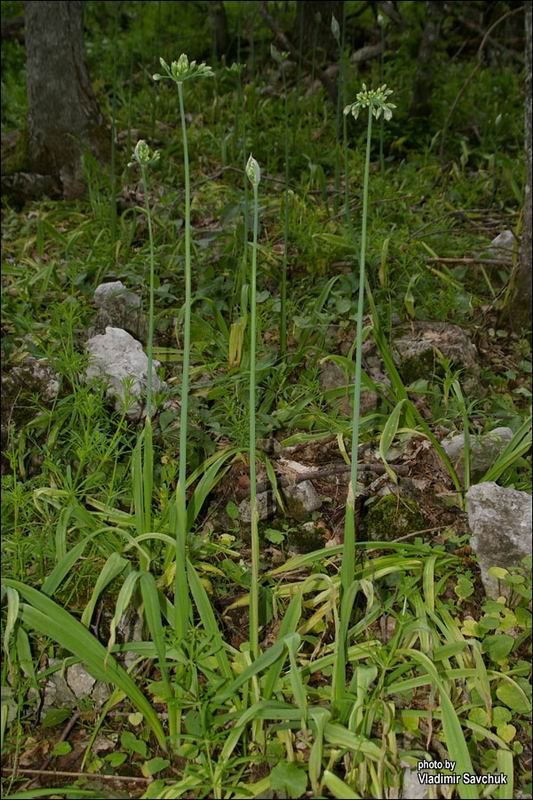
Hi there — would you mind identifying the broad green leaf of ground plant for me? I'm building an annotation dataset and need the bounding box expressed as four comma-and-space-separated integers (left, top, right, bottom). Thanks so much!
3, 579, 166, 750
379, 398, 406, 483
397, 648, 479, 799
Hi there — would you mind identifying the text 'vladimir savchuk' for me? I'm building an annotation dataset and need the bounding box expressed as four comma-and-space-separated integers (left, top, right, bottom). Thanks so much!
417, 761, 508, 786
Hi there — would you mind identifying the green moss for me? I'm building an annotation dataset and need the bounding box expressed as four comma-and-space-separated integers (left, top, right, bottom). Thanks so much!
1, 127, 30, 175
363, 493, 426, 542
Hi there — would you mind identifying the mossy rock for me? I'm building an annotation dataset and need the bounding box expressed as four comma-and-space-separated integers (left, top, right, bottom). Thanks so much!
286, 521, 326, 553
362, 493, 426, 541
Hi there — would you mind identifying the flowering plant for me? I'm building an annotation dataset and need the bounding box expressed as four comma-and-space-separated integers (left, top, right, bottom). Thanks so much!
344, 83, 396, 121
153, 54, 213, 84
246, 154, 261, 187
128, 139, 160, 169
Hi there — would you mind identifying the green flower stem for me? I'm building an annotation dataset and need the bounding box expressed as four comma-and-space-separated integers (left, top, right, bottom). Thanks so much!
249, 180, 260, 660
343, 111, 350, 226
379, 24, 385, 174
110, 4, 118, 247
174, 80, 192, 640
139, 164, 156, 420
280, 64, 289, 359
340, 107, 373, 599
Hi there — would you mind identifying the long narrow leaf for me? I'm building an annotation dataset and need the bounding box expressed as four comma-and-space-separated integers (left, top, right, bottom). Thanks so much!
3, 580, 166, 749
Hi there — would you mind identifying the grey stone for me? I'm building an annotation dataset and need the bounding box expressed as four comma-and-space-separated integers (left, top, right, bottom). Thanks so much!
90, 281, 146, 341
485, 230, 517, 260
66, 663, 96, 698
40, 659, 110, 711
2, 354, 61, 460
284, 480, 322, 520
86, 327, 165, 419
466, 482, 532, 598
91, 682, 112, 707
239, 491, 277, 523
118, 608, 145, 670
42, 660, 76, 711
401, 767, 429, 799
392, 321, 480, 393
443, 427, 513, 481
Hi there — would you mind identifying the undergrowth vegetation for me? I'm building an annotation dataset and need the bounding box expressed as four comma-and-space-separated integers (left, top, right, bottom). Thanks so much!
1, 2, 532, 799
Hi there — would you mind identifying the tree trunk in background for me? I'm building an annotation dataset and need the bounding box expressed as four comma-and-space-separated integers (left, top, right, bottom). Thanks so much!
208, 0, 229, 62
24, 0, 108, 198
509, 3, 532, 329
293, 0, 344, 53
409, 0, 445, 122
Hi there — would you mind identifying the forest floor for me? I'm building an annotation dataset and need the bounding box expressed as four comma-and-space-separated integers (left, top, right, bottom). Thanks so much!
1, 3, 532, 799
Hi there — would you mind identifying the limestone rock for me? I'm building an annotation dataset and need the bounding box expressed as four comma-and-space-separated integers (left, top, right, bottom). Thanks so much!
401, 767, 429, 799
239, 491, 277, 523
66, 663, 96, 698
284, 480, 322, 520
485, 230, 517, 260
42, 661, 76, 711
90, 281, 146, 341
86, 327, 165, 419
1, 355, 60, 462
392, 321, 480, 393
41, 660, 110, 711
466, 482, 532, 598
443, 427, 513, 481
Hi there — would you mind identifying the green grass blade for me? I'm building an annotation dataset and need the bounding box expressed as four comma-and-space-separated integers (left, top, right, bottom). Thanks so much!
213, 640, 286, 705
143, 418, 153, 534
41, 540, 89, 596
396, 648, 479, 799
496, 748, 514, 800
379, 398, 406, 483
263, 593, 302, 699
186, 452, 235, 529
422, 555, 437, 614
106, 571, 141, 657
284, 633, 306, 721
322, 770, 360, 799
3, 580, 166, 749
81, 553, 129, 627
132, 432, 145, 537
309, 707, 331, 795
324, 722, 383, 760
139, 572, 171, 696
187, 562, 233, 681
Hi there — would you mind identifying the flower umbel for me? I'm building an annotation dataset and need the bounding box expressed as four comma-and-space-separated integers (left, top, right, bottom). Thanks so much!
128, 139, 160, 168
153, 54, 213, 84
246, 154, 261, 187
344, 83, 396, 121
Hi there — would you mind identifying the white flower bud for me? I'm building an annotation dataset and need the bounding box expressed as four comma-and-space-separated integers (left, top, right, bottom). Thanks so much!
246, 154, 261, 186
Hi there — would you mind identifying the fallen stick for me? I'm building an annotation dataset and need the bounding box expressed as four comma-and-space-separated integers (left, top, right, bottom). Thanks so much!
1, 767, 150, 783
252, 462, 409, 496
426, 257, 512, 266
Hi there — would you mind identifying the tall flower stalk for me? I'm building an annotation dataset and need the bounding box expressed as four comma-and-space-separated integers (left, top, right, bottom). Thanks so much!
271, 45, 290, 358
246, 154, 261, 660
153, 55, 213, 639
129, 140, 160, 420
337, 85, 395, 697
